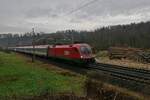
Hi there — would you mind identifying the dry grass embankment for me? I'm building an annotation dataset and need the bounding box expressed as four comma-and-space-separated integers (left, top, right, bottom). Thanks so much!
96, 51, 150, 70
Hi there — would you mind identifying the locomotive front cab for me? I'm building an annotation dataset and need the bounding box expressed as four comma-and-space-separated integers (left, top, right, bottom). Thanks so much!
79, 44, 95, 63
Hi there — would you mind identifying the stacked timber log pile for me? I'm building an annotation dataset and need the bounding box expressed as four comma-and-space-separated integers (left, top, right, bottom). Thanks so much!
108, 47, 150, 63
136, 51, 150, 63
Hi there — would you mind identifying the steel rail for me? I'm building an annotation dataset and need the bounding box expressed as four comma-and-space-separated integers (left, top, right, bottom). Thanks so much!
92, 63, 150, 80
88, 63, 150, 85
96, 63, 150, 74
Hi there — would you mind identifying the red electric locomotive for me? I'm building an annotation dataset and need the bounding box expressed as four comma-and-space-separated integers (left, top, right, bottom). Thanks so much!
10, 43, 95, 64
47, 43, 95, 63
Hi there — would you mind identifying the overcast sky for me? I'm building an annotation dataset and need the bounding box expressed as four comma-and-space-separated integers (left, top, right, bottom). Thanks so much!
0, 0, 150, 34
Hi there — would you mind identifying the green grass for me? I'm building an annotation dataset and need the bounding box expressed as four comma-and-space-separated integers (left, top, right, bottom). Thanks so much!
0, 52, 85, 97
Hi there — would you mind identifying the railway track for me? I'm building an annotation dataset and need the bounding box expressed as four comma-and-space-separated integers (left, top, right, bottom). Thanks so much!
88, 63, 150, 85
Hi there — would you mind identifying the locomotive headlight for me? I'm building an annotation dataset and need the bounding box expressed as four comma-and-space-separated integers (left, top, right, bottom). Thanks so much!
81, 56, 83, 58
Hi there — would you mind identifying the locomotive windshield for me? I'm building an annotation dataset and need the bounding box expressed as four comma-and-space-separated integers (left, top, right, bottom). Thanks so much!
80, 46, 92, 54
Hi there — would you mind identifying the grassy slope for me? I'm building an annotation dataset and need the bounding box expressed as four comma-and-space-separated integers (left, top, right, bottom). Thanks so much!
0, 52, 85, 97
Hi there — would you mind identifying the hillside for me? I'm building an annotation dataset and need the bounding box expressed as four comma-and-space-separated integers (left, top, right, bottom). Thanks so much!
0, 21, 150, 51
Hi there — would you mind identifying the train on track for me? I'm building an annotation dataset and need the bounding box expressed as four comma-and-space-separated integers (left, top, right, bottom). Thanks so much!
9, 43, 95, 64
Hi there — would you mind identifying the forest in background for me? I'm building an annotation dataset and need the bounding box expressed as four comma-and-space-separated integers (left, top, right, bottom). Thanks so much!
0, 21, 150, 51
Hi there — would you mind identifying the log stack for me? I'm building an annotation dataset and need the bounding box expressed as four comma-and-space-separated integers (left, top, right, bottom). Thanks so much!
108, 47, 150, 63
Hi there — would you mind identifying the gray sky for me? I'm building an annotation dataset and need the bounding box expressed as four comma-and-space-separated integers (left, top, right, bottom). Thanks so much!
0, 0, 150, 33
